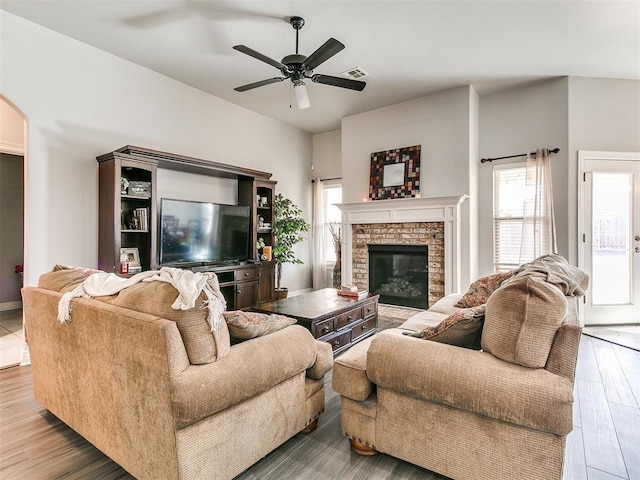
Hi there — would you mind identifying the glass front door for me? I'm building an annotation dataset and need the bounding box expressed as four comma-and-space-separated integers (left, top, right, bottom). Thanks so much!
581, 154, 640, 325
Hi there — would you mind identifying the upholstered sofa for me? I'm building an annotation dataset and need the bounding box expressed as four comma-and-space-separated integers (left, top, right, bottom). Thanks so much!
332, 255, 588, 480
22, 266, 333, 480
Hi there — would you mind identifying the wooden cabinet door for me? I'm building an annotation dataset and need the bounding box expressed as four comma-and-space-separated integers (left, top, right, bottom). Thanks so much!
258, 262, 275, 303
235, 281, 258, 309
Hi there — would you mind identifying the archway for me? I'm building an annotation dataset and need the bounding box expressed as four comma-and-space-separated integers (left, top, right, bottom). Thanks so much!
0, 94, 27, 367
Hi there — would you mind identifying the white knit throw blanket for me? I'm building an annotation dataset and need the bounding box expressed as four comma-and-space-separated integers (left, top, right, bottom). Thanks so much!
57, 267, 227, 332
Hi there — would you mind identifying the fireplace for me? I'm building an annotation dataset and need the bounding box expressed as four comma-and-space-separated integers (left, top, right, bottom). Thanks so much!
338, 195, 468, 301
369, 244, 429, 308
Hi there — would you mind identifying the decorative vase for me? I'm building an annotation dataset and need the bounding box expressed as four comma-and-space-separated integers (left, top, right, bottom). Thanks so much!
274, 288, 288, 300
332, 250, 342, 289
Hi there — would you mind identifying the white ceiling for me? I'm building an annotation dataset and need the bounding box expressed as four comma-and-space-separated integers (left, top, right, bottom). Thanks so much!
2, 0, 639, 134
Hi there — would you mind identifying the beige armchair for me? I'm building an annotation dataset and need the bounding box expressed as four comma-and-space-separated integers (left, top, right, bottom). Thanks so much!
333, 262, 587, 480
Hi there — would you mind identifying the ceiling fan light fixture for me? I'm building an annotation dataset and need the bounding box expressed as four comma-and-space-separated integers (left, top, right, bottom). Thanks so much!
293, 82, 310, 109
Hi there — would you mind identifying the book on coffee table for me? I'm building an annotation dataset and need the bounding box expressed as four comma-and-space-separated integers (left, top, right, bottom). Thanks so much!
337, 289, 369, 299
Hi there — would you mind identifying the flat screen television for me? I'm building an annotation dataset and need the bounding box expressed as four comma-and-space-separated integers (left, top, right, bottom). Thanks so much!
159, 198, 251, 266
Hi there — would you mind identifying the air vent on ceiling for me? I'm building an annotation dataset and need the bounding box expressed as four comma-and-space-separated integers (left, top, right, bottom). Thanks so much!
341, 67, 369, 80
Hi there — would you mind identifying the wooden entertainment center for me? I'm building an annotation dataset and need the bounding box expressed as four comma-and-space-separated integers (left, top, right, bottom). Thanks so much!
97, 145, 276, 310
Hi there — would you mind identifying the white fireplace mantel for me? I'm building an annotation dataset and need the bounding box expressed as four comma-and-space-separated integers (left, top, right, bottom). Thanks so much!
338, 195, 469, 295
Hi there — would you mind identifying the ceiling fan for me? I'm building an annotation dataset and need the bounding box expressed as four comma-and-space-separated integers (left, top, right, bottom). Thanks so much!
233, 16, 366, 109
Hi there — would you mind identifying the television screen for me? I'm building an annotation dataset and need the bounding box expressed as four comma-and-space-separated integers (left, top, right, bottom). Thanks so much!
160, 198, 250, 266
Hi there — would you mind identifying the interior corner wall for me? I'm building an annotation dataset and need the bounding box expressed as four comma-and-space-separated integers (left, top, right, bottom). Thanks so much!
468, 86, 480, 283
478, 78, 569, 275
0, 11, 313, 290
567, 77, 640, 264
341, 86, 476, 288
311, 129, 341, 181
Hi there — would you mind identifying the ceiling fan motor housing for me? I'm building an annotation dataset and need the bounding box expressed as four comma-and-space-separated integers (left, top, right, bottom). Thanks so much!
281, 54, 309, 83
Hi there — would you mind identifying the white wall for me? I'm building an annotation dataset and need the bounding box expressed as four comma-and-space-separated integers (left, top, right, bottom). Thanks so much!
341, 86, 477, 288
567, 77, 640, 263
478, 78, 569, 274
0, 11, 313, 290
311, 129, 341, 181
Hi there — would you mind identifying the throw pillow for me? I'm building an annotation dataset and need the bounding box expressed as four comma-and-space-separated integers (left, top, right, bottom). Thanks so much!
454, 270, 513, 308
223, 311, 296, 340
404, 304, 486, 350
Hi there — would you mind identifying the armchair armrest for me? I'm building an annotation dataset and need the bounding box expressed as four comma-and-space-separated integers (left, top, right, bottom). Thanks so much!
306, 340, 333, 380
367, 330, 574, 435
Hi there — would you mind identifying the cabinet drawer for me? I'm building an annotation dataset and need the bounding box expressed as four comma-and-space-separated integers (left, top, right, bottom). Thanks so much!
351, 316, 377, 341
362, 301, 377, 318
313, 318, 335, 338
325, 330, 352, 352
336, 307, 363, 331
234, 267, 258, 281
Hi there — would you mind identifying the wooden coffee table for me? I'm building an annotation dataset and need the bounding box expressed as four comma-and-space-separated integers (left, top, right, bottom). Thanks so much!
253, 288, 379, 356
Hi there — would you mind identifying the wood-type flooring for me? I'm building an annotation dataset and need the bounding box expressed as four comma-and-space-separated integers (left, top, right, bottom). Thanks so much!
0, 334, 638, 479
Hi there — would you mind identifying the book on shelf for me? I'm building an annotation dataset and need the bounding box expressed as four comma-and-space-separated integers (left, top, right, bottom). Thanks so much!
131, 207, 148, 231
337, 289, 369, 299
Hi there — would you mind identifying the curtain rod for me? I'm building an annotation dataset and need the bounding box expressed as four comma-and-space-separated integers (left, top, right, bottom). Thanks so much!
311, 177, 342, 183
481, 147, 560, 164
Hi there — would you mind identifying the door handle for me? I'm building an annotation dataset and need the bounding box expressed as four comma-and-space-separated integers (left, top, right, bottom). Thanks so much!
635, 247, 640, 253
636, 235, 640, 242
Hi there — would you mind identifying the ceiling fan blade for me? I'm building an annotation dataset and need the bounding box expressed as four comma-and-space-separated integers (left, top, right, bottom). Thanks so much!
304, 38, 345, 70
311, 74, 366, 91
233, 45, 285, 70
234, 77, 286, 92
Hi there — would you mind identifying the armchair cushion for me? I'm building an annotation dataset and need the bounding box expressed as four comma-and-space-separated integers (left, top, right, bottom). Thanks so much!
482, 276, 567, 368
454, 270, 513, 308
403, 304, 485, 349
367, 330, 574, 435
171, 325, 318, 428
222, 311, 296, 340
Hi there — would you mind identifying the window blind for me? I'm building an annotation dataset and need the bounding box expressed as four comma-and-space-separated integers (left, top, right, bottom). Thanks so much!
493, 166, 527, 271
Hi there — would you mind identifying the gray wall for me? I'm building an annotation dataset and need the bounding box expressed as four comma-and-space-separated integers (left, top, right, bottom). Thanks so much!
341, 86, 478, 288
478, 78, 569, 274
0, 153, 24, 304
315, 76, 640, 287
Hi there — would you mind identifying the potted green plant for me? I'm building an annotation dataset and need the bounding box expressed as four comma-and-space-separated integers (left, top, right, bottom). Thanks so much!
273, 193, 310, 299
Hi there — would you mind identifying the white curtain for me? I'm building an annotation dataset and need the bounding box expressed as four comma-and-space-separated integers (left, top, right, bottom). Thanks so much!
519, 148, 558, 262
311, 179, 327, 289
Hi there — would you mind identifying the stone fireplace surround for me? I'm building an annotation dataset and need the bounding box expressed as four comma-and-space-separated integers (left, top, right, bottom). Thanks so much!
358, 224, 442, 307
338, 195, 468, 300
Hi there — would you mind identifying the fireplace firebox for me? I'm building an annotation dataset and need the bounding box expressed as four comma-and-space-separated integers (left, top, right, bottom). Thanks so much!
368, 244, 429, 309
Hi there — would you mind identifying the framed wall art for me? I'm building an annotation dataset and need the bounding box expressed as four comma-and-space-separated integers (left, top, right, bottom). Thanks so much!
369, 145, 421, 200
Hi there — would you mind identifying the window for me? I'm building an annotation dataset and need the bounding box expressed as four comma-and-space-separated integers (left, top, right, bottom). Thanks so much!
493, 164, 527, 271
323, 185, 342, 263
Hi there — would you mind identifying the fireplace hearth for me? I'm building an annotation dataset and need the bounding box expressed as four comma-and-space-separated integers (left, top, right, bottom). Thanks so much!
368, 244, 429, 308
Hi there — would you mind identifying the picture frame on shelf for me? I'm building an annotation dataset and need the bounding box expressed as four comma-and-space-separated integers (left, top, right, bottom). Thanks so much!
120, 247, 140, 268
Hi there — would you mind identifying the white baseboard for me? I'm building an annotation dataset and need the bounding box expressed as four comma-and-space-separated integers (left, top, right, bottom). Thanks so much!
0, 301, 22, 311
288, 288, 313, 297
